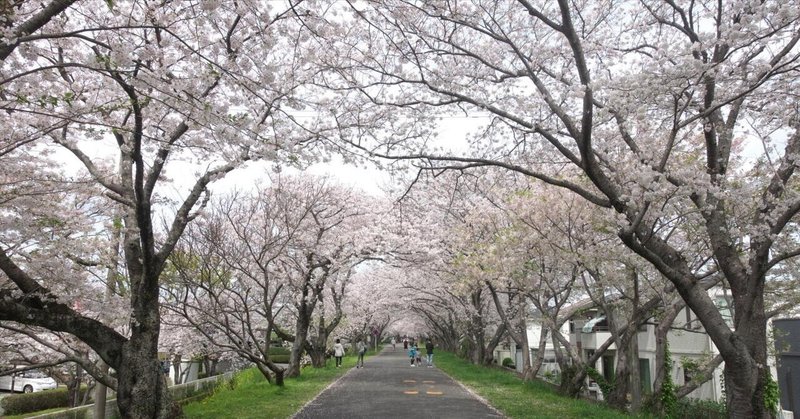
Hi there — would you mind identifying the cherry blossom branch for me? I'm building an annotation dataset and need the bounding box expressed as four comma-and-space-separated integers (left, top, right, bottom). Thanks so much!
0, 0, 79, 60
397, 153, 611, 208
0, 324, 118, 389
0, 289, 126, 368
53, 127, 129, 202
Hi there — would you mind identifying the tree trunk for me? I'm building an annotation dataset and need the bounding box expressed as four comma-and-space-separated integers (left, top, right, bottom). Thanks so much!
561, 365, 586, 397
482, 323, 507, 366
725, 291, 769, 419
551, 328, 579, 395
629, 331, 642, 412
93, 362, 109, 419
116, 338, 176, 418
608, 347, 630, 409
66, 369, 79, 408
309, 350, 326, 368
171, 354, 182, 385
307, 313, 330, 368
73, 366, 83, 407
651, 302, 683, 410
485, 282, 532, 378
604, 313, 638, 410
529, 327, 549, 379
115, 273, 176, 419
518, 320, 534, 381
273, 367, 284, 386
287, 313, 310, 378
256, 360, 290, 386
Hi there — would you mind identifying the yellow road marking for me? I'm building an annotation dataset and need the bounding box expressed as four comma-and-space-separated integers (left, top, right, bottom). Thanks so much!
422, 380, 435, 384
403, 390, 419, 395
403, 380, 416, 383
426, 391, 443, 395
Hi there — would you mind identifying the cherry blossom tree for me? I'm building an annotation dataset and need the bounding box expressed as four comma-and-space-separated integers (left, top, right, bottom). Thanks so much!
314, 1, 800, 415
341, 268, 405, 347
392, 173, 511, 364
263, 176, 387, 375
164, 174, 388, 382
0, 1, 349, 416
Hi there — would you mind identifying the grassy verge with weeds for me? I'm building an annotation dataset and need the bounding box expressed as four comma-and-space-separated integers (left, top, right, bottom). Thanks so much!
434, 352, 645, 419
182, 352, 366, 419
2, 406, 68, 419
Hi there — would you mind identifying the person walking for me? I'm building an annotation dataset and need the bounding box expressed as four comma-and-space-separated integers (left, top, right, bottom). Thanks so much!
408, 344, 417, 367
333, 339, 345, 368
391, 337, 396, 351
403, 337, 408, 350
425, 339, 434, 367
356, 339, 367, 368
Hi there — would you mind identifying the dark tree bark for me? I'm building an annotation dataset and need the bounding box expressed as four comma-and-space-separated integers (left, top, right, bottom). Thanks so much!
487, 282, 534, 380
306, 273, 347, 369
530, 327, 549, 379
171, 354, 182, 385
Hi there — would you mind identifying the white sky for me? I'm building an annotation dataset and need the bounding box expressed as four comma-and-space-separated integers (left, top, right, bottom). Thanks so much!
52, 115, 490, 204
207, 116, 489, 197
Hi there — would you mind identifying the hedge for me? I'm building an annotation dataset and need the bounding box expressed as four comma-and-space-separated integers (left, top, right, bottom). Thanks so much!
1, 387, 89, 416
16, 372, 237, 419
268, 346, 290, 363
270, 355, 289, 363
268, 347, 290, 356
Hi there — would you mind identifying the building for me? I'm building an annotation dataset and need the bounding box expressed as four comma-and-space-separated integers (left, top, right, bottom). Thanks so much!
496, 297, 728, 402
568, 306, 723, 401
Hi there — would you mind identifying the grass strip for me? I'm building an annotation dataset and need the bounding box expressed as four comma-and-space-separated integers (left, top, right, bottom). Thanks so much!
3, 406, 69, 419
434, 352, 640, 419
182, 352, 365, 419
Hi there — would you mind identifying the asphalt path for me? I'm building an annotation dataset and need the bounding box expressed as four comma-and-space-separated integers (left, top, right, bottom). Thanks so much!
293, 347, 504, 419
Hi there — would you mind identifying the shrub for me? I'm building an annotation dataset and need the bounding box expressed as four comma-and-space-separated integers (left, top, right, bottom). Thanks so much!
586, 367, 615, 398
675, 398, 727, 419
0, 387, 89, 416
501, 357, 515, 368
542, 370, 558, 383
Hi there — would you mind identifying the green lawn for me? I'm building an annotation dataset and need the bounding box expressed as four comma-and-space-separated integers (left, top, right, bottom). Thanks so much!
182, 354, 361, 419
434, 352, 642, 419
3, 406, 70, 419
184, 350, 643, 419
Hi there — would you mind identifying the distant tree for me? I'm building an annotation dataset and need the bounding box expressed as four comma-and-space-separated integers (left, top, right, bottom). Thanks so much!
165, 175, 386, 381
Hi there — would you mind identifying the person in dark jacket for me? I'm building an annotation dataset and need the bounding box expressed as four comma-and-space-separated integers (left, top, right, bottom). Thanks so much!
356, 340, 367, 368
425, 339, 434, 367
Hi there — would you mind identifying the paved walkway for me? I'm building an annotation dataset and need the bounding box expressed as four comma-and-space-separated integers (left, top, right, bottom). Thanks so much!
293, 347, 504, 419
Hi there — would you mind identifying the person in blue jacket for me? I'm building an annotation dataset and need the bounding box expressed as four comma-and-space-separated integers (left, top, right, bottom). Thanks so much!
408, 344, 418, 367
